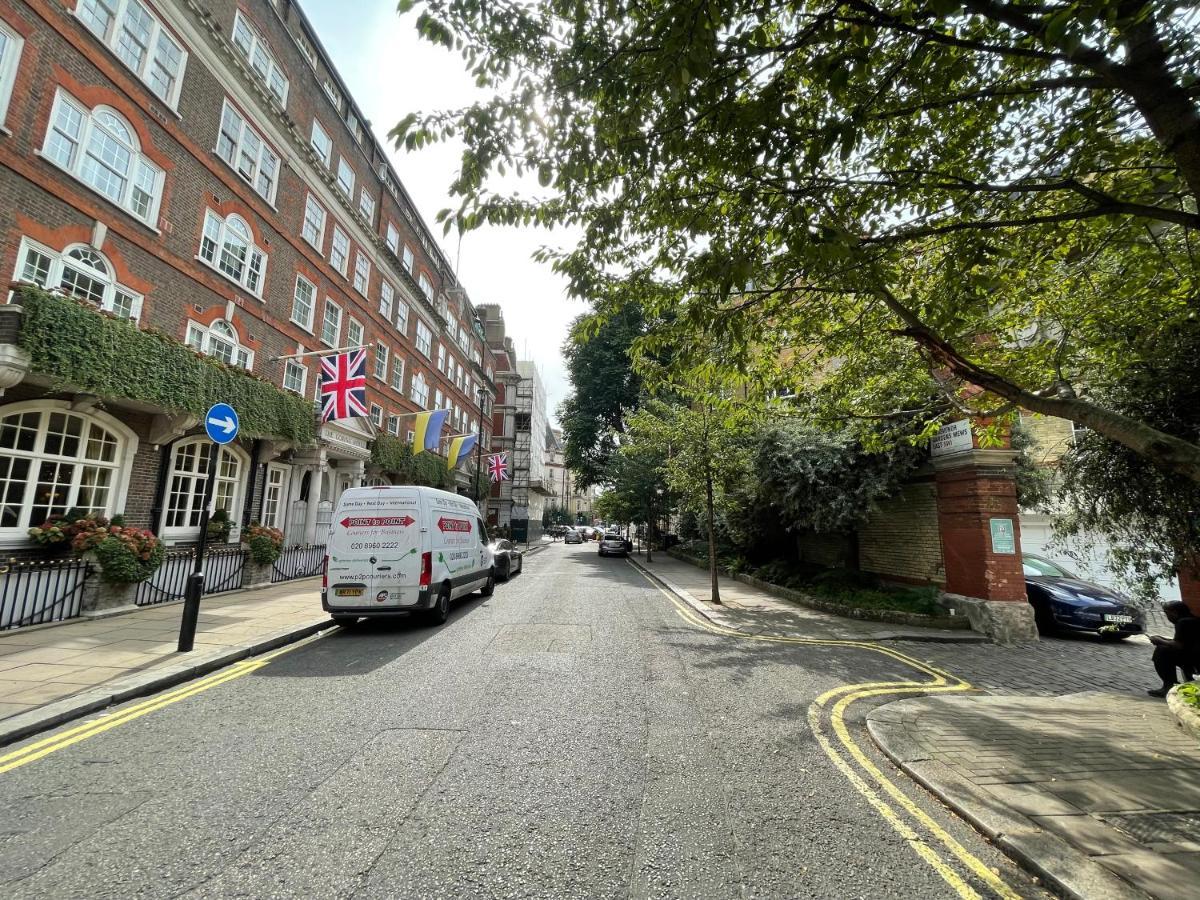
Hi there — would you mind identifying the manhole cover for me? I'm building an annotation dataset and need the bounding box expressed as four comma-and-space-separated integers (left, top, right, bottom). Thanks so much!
1107, 812, 1200, 844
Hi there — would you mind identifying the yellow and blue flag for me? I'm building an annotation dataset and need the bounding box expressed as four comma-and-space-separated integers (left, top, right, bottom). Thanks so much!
447, 434, 478, 470
412, 409, 450, 454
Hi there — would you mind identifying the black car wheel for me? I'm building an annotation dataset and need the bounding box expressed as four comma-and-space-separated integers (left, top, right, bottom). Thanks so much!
427, 583, 451, 626
499, 557, 511, 581
1030, 598, 1057, 635
480, 569, 495, 597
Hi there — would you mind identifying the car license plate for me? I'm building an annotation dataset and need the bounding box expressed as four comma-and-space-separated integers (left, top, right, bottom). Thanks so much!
336, 588, 363, 597
1104, 614, 1133, 624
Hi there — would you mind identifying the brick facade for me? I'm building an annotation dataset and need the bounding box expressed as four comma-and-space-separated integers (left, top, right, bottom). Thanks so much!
857, 481, 946, 586
935, 460, 1026, 602
0, 0, 502, 549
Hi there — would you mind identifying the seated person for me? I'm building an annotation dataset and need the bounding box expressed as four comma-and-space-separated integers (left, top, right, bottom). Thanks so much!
1147, 601, 1200, 697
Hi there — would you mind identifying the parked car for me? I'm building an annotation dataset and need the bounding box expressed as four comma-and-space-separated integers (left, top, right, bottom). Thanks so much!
599, 532, 629, 558
1022, 554, 1144, 639
489, 538, 524, 580
564, 528, 583, 544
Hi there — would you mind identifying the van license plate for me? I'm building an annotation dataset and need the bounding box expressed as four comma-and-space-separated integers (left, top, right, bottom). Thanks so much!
1104, 614, 1133, 624
336, 588, 363, 597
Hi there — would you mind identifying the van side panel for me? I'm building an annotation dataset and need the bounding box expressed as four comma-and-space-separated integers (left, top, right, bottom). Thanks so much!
426, 491, 491, 599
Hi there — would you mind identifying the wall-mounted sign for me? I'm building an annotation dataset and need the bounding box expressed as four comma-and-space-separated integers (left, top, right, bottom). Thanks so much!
931, 419, 974, 457
990, 517, 1016, 555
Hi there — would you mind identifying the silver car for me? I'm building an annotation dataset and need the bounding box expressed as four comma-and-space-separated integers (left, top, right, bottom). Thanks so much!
598, 532, 629, 557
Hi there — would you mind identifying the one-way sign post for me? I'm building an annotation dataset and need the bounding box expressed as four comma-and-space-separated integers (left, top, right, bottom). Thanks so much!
178, 403, 240, 652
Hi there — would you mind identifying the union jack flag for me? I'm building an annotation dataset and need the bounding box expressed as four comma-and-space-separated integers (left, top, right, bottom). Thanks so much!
487, 452, 509, 483
319, 349, 368, 423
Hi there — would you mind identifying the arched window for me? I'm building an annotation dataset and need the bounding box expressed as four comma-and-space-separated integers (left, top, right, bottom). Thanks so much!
199, 210, 266, 295
42, 90, 163, 225
13, 238, 142, 320
162, 439, 246, 538
0, 403, 137, 537
185, 318, 253, 370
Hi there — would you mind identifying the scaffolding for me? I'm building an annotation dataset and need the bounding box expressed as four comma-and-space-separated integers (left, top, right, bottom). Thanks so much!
509, 378, 534, 540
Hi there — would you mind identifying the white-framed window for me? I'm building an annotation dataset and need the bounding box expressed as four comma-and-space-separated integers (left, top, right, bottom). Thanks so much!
387, 416, 401, 437
379, 279, 394, 319
347, 317, 364, 349
405, 429, 415, 444
418, 273, 433, 302
290, 274, 315, 330
402, 245, 414, 274
216, 99, 280, 203
323, 77, 342, 110
359, 188, 375, 222
415, 321, 432, 357
199, 210, 266, 295
75, 0, 186, 108
372, 343, 388, 380
261, 463, 288, 529
0, 401, 137, 539
395, 298, 409, 336
162, 439, 246, 538
310, 119, 332, 166
282, 358, 306, 394
409, 371, 429, 407
434, 389, 444, 410
352, 252, 371, 295
385, 222, 399, 254
390, 355, 404, 392
301, 193, 326, 249
0, 18, 25, 128
294, 30, 316, 67
330, 225, 349, 275
436, 294, 449, 321
321, 298, 341, 347
185, 319, 253, 369
336, 156, 354, 197
346, 110, 363, 143
436, 344, 446, 373
231, 10, 288, 107
42, 90, 164, 226
369, 404, 383, 428
13, 238, 142, 321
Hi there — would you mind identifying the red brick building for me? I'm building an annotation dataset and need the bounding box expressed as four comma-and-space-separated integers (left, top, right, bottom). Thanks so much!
0, 0, 500, 548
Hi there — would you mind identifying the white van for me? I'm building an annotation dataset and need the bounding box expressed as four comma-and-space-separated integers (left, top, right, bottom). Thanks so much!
321, 486, 495, 626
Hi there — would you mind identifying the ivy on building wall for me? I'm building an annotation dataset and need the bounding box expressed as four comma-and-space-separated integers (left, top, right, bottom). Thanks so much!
370, 434, 457, 490
15, 287, 317, 443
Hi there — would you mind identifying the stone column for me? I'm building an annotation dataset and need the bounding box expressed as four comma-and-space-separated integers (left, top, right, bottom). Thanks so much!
934, 449, 1037, 642
302, 452, 327, 545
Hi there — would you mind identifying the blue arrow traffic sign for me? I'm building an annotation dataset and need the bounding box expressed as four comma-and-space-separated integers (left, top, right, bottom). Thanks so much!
204, 403, 239, 445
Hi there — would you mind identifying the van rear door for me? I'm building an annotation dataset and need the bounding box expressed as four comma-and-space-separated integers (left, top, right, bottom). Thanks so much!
325, 488, 423, 609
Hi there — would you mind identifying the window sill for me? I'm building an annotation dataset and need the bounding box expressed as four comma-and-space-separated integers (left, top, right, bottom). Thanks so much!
211, 151, 280, 213
289, 317, 314, 334
36, 152, 163, 235
193, 255, 265, 301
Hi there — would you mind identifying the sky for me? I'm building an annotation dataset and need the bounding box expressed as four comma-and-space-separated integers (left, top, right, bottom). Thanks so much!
301, 1, 583, 427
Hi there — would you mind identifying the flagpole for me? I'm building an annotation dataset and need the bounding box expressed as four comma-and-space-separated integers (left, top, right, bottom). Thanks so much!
271, 342, 374, 361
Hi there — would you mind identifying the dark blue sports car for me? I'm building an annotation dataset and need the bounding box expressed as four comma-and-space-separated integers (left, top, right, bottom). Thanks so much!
1023, 554, 1145, 639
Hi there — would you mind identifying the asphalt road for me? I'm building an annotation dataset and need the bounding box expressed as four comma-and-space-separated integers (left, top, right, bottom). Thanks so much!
0, 543, 1044, 899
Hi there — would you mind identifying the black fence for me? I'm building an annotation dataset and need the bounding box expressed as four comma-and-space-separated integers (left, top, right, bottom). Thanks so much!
271, 544, 325, 583
0, 557, 93, 631
135, 547, 247, 607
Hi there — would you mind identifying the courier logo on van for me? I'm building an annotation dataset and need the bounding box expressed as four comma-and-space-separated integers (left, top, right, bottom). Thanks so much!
340, 515, 415, 528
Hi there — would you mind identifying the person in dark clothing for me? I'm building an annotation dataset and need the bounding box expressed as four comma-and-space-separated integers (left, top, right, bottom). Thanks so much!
1147, 601, 1200, 697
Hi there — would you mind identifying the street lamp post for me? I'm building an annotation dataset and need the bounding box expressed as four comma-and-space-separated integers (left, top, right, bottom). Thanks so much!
475, 386, 489, 515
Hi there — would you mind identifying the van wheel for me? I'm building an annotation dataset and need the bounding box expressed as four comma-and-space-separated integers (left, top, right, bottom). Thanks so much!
427, 583, 451, 626
481, 569, 495, 597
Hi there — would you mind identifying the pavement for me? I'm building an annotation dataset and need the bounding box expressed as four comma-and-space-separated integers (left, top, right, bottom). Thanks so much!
0, 578, 330, 745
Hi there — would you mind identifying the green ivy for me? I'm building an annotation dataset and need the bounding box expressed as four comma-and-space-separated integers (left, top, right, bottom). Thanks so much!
371, 434, 457, 490
16, 287, 316, 443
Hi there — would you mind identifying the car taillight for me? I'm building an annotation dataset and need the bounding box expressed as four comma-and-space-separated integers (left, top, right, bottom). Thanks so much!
419, 551, 432, 587
321, 555, 328, 589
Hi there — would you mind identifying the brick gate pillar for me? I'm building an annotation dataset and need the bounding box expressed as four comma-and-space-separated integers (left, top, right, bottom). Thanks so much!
933, 449, 1037, 642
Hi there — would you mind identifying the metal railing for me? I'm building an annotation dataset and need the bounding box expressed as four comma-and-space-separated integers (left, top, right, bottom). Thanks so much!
135, 547, 247, 607
0, 557, 92, 631
271, 544, 326, 583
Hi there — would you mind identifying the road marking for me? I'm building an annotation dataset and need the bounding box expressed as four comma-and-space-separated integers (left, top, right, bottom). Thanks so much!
631, 560, 1022, 900
0, 633, 326, 774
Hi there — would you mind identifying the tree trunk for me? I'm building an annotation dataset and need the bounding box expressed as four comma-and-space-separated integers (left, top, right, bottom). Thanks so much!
705, 474, 721, 605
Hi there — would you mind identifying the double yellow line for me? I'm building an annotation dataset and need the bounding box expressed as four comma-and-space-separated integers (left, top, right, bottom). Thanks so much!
632, 563, 1022, 900
0, 639, 312, 775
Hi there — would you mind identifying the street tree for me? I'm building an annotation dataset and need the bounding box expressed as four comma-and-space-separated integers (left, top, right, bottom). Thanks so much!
398, 1, 1200, 483
627, 397, 754, 603
558, 304, 646, 488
